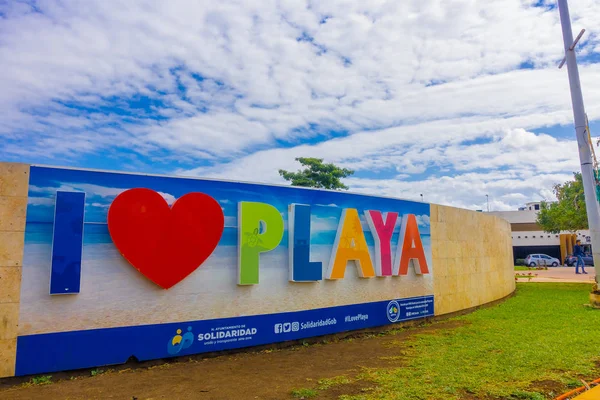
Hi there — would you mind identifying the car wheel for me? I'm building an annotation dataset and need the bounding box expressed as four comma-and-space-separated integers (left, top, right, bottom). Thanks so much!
552, 262, 558, 267
529, 262, 536, 267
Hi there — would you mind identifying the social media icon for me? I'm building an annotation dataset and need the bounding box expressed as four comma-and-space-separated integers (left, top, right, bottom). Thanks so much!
283, 322, 292, 333
292, 322, 300, 332
274, 323, 283, 334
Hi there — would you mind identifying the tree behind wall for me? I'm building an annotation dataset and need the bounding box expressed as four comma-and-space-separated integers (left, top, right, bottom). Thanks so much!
278, 158, 354, 190
537, 172, 588, 233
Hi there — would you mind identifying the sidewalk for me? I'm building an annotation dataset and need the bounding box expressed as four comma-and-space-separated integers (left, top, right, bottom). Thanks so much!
516, 267, 596, 283
573, 384, 600, 399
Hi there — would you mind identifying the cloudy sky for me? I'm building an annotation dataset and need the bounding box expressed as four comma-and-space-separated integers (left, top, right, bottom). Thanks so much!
2, 0, 600, 211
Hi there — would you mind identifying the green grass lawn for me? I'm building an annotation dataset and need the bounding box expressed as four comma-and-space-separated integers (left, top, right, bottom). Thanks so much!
340, 284, 600, 399
514, 266, 552, 271
514, 266, 533, 271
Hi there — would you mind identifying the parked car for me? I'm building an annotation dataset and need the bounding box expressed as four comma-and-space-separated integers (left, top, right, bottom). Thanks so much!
564, 254, 595, 266
524, 254, 560, 267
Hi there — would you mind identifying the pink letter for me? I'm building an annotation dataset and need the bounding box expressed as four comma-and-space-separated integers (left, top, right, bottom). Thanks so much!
364, 210, 398, 276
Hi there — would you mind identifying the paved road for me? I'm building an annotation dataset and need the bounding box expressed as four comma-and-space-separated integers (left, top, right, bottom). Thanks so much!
517, 266, 597, 283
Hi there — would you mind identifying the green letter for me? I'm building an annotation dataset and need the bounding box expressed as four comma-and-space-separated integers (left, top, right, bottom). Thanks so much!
238, 202, 284, 285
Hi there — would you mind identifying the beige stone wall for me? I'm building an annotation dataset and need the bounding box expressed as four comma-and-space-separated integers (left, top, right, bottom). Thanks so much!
431, 204, 515, 316
0, 164, 515, 377
0, 163, 29, 377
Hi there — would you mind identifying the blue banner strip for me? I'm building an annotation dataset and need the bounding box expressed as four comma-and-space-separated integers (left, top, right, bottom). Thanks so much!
15, 295, 434, 376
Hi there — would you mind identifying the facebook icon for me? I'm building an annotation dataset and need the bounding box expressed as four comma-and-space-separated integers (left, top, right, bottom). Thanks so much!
274, 323, 293, 334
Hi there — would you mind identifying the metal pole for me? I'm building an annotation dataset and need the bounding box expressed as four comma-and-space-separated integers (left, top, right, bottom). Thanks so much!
557, 0, 600, 283
486, 195, 489, 212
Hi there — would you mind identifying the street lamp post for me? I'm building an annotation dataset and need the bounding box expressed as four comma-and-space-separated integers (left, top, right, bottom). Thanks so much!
486, 194, 489, 212
557, 0, 600, 284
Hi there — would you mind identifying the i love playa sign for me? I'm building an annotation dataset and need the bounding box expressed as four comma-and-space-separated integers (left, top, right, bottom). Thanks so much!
106, 188, 429, 289
17, 165, 434, 377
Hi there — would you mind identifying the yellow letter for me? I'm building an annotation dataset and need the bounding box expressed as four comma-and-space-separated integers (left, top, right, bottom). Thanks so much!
326, 208, 375, 279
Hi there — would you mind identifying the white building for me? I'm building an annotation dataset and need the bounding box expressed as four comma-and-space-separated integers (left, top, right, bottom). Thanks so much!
489, 202, 590, 262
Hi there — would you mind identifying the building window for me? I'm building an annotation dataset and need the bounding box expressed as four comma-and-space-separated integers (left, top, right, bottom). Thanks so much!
525, 236, 528, 238
518, 236, 521, 239
533, 236, 536, 238
534, 204, 540, 210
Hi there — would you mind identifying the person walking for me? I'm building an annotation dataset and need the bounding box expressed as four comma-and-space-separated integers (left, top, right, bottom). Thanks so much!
574, 240, 588, 274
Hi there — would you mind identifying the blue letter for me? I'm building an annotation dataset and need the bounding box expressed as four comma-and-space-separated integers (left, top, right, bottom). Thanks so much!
50, 191, 86, 295
289, 204, 321, 281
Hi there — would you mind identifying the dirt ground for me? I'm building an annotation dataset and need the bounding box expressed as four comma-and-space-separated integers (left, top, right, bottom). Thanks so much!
0, 321, 464, 400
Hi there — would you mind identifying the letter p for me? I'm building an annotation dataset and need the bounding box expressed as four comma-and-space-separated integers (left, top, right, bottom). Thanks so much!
238, 201, 284, 285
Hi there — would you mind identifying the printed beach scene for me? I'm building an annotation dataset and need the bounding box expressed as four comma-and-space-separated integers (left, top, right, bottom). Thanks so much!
20, 166, 433, 335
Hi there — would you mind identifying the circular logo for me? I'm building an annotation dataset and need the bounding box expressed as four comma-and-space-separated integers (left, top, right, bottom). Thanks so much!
386, 301, 400, 323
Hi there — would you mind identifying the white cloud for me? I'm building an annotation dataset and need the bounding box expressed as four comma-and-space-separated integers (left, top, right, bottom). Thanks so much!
3, 0, 600, 211
29, 184, 177, 206
224, 216, 237, 227
312, 216, 339, 232
30, 184, 124, 198
180, 125, 585, 210
158, 191, 177, 206
415, 215, 430, 228
27, 197, 54, 206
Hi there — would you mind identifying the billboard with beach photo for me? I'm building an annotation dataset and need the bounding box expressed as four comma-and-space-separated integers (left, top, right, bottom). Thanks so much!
16, 165, 434, 375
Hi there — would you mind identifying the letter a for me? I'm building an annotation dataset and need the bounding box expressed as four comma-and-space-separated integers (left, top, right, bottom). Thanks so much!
326, 208, 375, 279
393, 214, 430, 275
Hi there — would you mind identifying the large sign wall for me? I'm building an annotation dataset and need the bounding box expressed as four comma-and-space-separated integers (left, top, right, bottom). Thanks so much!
14, 166, 435, 376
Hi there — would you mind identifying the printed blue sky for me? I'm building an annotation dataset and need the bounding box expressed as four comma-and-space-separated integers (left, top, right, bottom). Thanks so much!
2, 0, 600, 211
25, 166, 431, 247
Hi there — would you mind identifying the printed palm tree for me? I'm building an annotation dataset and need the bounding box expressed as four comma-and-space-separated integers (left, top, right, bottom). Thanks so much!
351, 218, 363, 251
340, 218, 365, 250
245, 228, 263, 248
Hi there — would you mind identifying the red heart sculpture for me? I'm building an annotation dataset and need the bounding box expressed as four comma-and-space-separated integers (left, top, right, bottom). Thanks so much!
107, 188, 224, 289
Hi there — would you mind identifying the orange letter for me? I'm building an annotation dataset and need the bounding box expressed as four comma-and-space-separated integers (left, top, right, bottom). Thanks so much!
326, 209, 375, 279
393, 214, 429, 275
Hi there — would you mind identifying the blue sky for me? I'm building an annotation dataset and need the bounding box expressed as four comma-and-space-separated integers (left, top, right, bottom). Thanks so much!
2, 0, 600, 211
